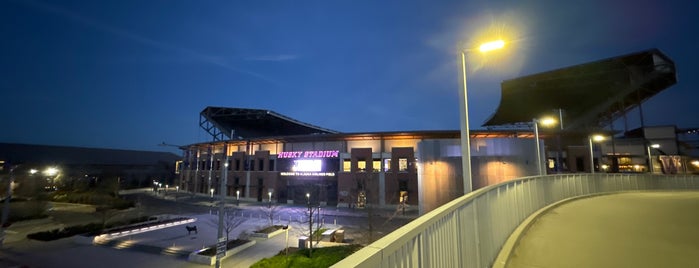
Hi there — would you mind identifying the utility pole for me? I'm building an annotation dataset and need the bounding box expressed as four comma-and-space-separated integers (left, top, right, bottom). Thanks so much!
215, 140, 230, 268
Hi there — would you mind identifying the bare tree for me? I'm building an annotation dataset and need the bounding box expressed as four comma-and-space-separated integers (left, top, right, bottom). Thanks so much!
208, 207, 246, 241
259, 204, 280, 227
290, 205, 323, 258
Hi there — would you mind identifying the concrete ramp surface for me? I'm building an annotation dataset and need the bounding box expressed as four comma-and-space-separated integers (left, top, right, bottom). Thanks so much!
505, 192, 699, 268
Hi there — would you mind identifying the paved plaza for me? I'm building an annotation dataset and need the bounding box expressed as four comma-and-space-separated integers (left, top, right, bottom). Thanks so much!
0, 190, 415, 267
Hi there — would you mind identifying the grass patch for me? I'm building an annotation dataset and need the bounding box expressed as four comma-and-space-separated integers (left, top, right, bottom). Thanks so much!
251, 244, 363, 268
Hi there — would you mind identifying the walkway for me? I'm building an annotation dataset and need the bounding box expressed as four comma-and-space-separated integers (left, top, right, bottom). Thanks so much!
504, 191, 699, 268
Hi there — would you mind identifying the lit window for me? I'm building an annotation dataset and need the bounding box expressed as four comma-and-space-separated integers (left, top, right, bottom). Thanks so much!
384, 159, 391, 172
373, 159, 381, 172
343, 159, 351, 172
358, 159, 367, 172
399, 158, 408, 172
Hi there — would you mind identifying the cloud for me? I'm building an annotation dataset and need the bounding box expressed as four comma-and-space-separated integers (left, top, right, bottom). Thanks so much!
245, 54, 300, 62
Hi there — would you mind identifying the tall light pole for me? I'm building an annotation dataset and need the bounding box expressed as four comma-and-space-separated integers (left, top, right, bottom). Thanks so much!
459, 39, 505, 194
588, 134, 605, 174
647, 143, 660, 173
215, 142, 229, 268
532, 117, 556, 175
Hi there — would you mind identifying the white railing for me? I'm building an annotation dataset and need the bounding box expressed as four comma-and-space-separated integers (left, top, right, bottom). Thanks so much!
332, 174, 699, 268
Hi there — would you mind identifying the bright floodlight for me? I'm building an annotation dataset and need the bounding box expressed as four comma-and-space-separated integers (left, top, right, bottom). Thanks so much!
29, 169, 38, 175
651, 144, 660, 148
479, 40, 505, 52
44, 167, 58, 176
592, 135, 606, 142
539, 117, 557, 126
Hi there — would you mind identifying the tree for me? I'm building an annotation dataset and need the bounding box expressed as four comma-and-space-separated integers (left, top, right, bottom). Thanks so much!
208, 207, 246, 241
259, 204, 280, 227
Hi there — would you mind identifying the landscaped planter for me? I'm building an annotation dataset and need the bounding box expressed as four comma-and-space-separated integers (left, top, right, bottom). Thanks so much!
188, 240, 256, 265
249, 227, 285, 239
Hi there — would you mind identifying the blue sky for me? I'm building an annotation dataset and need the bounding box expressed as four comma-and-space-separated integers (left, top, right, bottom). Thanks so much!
1, 0, 697, 153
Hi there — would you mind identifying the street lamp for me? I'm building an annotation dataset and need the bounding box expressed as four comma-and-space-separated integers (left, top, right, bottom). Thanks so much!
268, 190, 273, 208
588, 134, 606, 174
459, 39, 506, 194
236, 190, 240, 206
647, 143, 660, 173
532, 117, 556, 175
210, 188, 214, 198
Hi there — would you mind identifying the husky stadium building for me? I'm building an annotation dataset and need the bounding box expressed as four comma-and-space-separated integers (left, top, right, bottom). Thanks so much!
177, 49, 699, 214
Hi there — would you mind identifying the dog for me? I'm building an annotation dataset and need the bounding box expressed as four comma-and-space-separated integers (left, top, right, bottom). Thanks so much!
185, 225, 198, 235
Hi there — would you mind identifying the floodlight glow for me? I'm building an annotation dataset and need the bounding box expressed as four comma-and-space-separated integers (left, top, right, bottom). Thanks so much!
479, 40, 505, 52
650, 144, 660, 148
29, 169, 38, 175
539, 117, 557, 126
592, 135, 605, 142
44, 167, 58, 176
692, 160, 699, 167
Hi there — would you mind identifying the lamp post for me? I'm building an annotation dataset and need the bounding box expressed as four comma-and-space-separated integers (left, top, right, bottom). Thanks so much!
532, 117, 556, 175
647, 143, 660, 173
588, 134, 605, 174
236, 190, 240, 206
459, 40, 505, 194
268, 190, 272, 208
210, 188, 214, 198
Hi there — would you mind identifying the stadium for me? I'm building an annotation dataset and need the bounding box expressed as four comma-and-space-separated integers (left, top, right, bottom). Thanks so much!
177, 49, 699, 214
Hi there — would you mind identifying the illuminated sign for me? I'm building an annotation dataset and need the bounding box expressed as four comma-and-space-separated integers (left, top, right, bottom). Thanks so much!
292, 159, 322, 172
277, 150, 339, 159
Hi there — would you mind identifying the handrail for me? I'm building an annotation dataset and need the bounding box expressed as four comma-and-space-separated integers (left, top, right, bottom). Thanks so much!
332, 174, 699, 267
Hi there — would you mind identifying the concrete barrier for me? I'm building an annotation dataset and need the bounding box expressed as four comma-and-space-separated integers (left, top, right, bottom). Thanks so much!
187, 240, 256, 265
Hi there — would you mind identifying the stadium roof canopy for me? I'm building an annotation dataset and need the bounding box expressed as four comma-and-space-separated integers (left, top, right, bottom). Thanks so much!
200, 107, 339, 141
483, 48, 677, 130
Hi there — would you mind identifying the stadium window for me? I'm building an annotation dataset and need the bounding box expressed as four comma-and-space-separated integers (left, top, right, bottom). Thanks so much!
358, 158, 367, 172
384, 158, 391, 172
269, 159, 275, 171
227, 160, 232, 170
343, 159, 351, 172
235, 159, 240, 171
372, 159, 381, 172
259, 159, 264, 171
399, 158, 408, 172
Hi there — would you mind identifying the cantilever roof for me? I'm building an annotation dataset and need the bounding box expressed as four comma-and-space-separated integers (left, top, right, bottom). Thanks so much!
484, 49, 677, 129
199, 107, 339, 140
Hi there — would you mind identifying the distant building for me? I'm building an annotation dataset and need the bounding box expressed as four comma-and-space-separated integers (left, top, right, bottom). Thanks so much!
0, 143, 180, 190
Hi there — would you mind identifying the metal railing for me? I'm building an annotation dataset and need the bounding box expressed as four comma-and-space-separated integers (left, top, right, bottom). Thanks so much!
332, 174, 699, 268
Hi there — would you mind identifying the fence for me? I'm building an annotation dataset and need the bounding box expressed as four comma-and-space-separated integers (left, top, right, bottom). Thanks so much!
332, 174, 699, 268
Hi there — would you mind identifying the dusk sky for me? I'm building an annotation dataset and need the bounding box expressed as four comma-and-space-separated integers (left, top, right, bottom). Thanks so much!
2, 0, 697, 154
